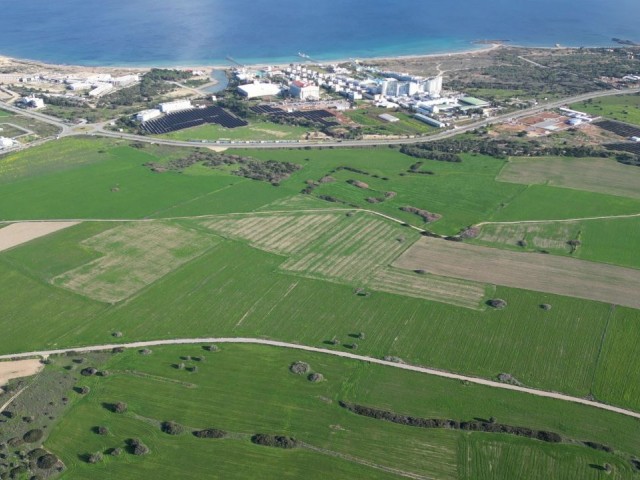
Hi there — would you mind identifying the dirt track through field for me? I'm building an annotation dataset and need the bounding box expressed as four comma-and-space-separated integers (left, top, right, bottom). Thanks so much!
393, 237, 640, 309
1, 337, 639, 420
0, 221, 79, 252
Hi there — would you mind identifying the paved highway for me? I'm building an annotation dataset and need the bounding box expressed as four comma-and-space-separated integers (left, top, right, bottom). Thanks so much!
2, 86, 639, 152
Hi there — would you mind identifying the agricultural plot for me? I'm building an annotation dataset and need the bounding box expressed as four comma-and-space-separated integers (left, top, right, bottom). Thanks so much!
52, 222, 215, 303
201, 211, 487, 308
474, 222, 581, 253
497, 156, 640, 199
201, 212, 342, 255
370, 267, 487, 310
393, 236, 640, 309
280, 213, 411, 284
458, 436, 631, 480
41, 345, 638, 480
0, 221, 79, 253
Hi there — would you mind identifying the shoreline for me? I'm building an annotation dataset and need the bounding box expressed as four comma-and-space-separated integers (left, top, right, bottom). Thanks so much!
0, 42, 601, 74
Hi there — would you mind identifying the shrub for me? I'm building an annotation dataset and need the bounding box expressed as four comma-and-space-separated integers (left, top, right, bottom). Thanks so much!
289, 362, 310, 375
497, 373, 522, 386
106, 402, 128, 414
540, 303, 552, 311
383, 356, 405, 364
139, 349, 152, 355
414, 269, 427, 275
356, 332, 365, 340
36, 454, 58, 469
98, 370, 111, 377
126, 438, 149, 456
187, 366, 198, 373
112, 331, 123, 338
80, 367, 98, 376
23, 430, 44, 443
308, 373, 324, 383
203, 345, 219, 352
251, 434, 298, 449
160, 421, 184, 435
94, 426, 109, 436
87, 452, 103, 464
111, 347, 125, 354
109, 448, 122, 456
487, 298, 508, 309
193, 429, 227, 439
74, 386, 90, 395
8, 437, 24, 448
27, 449, 47, 460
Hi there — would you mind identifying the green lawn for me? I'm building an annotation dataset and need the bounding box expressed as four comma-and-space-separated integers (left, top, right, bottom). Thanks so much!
571, 93, 640, 126
344, 108, 437, 136
0, 108, 12, 117
160, 121, 309, 142
41, 344, 639, 480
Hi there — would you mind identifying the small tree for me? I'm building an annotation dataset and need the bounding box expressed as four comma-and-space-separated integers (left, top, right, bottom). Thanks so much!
161, 421, 184, 436
87, 452, 103, 464
289, 361, 310, 375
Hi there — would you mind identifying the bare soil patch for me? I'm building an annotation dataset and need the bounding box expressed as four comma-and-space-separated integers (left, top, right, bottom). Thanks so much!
0, 222, 79, 253
0, 359, 43, 387
394, 237, 640, 309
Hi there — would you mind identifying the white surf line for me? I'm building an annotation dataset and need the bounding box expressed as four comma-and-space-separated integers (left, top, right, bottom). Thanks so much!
475, 212, 640, 228
1, 337, 639, 420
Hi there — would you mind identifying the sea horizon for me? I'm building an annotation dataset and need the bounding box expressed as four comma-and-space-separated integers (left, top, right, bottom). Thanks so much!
1, 0, 638, 69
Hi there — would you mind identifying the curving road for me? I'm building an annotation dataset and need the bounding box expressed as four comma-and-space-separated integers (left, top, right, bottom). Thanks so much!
1, 337, 639, 420
3, 87, 640, 151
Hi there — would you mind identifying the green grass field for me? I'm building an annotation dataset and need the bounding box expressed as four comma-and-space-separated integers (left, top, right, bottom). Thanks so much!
344, 108, 437, 136
497, 156, 640, 199
473, 216, 640, 270
160, 121, 309, 142
571, 93, 640, 126
0, 108, 12, 117
0, 221, 627, 405
0, 122, 30, 138
40, 344, 640, 480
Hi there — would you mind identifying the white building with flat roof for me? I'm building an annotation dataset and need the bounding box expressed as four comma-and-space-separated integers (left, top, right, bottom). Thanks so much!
19, 95, 45, 109
136, 109, 162, 122
289, 81, 320, 100
111, 75, 140, 87
158, 100, 193, 113
237, 83, 282, 99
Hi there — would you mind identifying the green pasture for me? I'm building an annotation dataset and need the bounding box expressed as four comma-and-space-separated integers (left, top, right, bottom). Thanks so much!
0, 108, 12, 117
473, 216, 640, 270
42, 344, 638, 480
344, 107, 437, 136
0, 222, 630, 406
160, 121, 308, 141
571, 93, 640, 126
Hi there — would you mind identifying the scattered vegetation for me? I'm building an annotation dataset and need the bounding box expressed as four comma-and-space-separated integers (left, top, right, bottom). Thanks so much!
250, 434, 299, 449
487, 298, 508, 309
192, 428, 227, 439
160, 421, 184, 435
289, 361, 310, 375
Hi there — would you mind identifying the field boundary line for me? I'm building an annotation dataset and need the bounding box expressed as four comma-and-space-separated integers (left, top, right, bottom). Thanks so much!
476, 212, 640, 228
2, 337, 640, 420
0, 387, 27, 414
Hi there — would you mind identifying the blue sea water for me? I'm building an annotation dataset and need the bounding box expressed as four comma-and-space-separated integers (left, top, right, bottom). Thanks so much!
1, 0, 639, 66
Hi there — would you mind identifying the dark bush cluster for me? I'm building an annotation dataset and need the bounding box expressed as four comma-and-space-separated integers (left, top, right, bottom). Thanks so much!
251, 434, 299, 449
203, 345, 219, 352
22, 430, 44, 444
497, 373, 522, 386
400, 206, 441, 223
289, 361, 310, 375
87, 452, 104, 464
36, 454, 59, 470
193, 428, 227, 439
126, 438, 149, 456
161, 421, 184, 435
308, 373, 324, 383
145, 151, 301, 185
105, 402, 128, 414
400, 146, 462, 163
339, 401, 562, 443
487, 298, 508, 309
80, 367, 98, 376
583, 441, 613, 453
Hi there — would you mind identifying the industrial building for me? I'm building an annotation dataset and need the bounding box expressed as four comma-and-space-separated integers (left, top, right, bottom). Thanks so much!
414, 113, 446, 128
289, 81, 320, 100
18, 95, 45, 109
237, 83, 282, 99
111, 74, 140, 87
136, 109, 162, 122
379, 113, 400, 123
88, 84, 114, 97
158, 100, 193, 114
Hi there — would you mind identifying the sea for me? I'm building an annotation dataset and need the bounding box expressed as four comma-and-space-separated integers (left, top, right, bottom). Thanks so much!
1, 0, 639, 66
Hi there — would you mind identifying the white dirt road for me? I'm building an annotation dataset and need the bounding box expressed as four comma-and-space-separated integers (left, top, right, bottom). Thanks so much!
0, 337, 638, 420
0, 358, 43, 386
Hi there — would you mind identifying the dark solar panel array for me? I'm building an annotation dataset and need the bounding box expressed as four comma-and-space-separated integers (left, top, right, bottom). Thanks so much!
605, 142, 640, 156
140, 106, 248, 134
250, 106, 339, 127
595, 120, 640, 138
